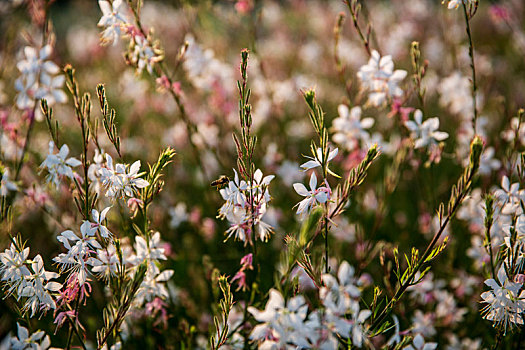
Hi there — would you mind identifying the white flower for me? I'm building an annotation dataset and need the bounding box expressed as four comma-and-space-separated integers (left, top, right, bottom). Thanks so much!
224, 206, 250, 242
332, 105, 374, 152
293, 172, 330, 216
15, 45, 65, 110
16, 45, 58, 80
349, 302, 371, 347
495, 176, 523, 215
9, 323, 51, 350
40, 141, 81, 188
219, 169, 248, 217
481, 266, 525, 333
34, 74, 67, 106
248, 289, 310, 349
405, 110, 448, 149
438, 72, 474, 119
404, 333, 437, 350
90, 207, 113, 239
411, 310, 436, 337
88, 149, 106, 194
182, 34, 235, 93
320, 262, 363, 339
357, 50, 407, 107
322, 261, 362, 299
0, 243, 30, 297
134, 264, 173, 305
53, 221, 101, 286
255, 219, 274, 242
88, 244, 119, 280
14, 74, 37, 109
20, 255, 62, 317
100, 154, 149, 199
300, 147, 339, 179
129, 231, 167, 266
130, 36, 162, 75
0, 168, 17, 196
478, 147, 501, 176
304, 311, 340, 348
444, 0, 475, 10
169, 202, 188, 229
248, 169, 275, 202
98, 0, 129, 46
218, 169, 275, 244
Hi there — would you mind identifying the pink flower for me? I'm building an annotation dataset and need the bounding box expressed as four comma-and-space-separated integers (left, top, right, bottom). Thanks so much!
232, 270, 248, 291
145, 297, 169, 329
127, 197, 143, 217
232, 253, 255, 291
162, 243, 173, 258
25, 186, 50, 206
235, 0, 253, 14
388, 98, 414, 122
189, 207, 201, 225
240, 253, 253, 270
123, 24, 143, 38
56, 272, 92, 309
201, 217, 216, 241
172, 81, 182, 95
489, 5, 510, 24
156, 75, 171, 92
54, 310, 83, 333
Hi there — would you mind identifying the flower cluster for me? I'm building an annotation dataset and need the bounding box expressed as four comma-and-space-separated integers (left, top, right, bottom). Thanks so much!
97, 0, 129, 45
357, 50, 407, 107
98, 0, 163, 75
15, 45, 66, 111
293, 146, 338, 218
481, 267, 525, 333
0, 242, 62, 317
248, 261, 370, 348
404, 109, 449, 150
331, 105, 374, 152
6, 323, 51, 350
39, 141, 81, 188
99, 154, 149, 200
293, 172, 331, 217
477, 175, 525, 333
218, 169, 275, 244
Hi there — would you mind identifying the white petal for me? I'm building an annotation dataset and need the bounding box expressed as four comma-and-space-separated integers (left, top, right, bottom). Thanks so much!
309, 172, 317, 191
293, 183, 309, 197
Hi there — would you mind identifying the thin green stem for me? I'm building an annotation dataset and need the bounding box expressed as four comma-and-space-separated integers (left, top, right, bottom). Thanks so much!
486, 221, 496, 281
345, 0, 372, 57
324, 214, 329, 273
462, 2, 479, 133
66, 293, 81, 350
66, 315, 87, 350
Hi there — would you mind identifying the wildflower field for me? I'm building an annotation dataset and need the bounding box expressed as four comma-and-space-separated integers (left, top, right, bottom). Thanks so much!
1, 0, 525, 348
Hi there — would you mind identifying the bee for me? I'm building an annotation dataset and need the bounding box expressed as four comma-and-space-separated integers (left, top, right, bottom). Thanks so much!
211, 175, 230, 190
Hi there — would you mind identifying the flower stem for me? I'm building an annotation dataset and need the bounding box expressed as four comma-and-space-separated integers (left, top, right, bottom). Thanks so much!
345, 0, 372, 57
462, 1, 479, 133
